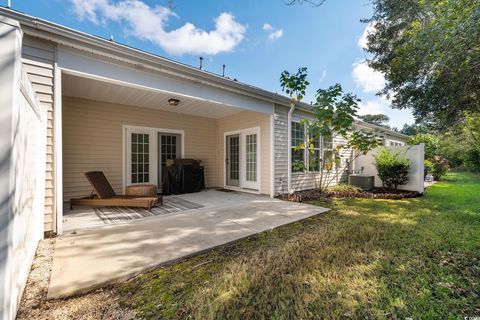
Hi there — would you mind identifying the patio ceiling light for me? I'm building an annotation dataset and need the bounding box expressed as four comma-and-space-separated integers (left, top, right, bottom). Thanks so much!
168, 98, 180, 106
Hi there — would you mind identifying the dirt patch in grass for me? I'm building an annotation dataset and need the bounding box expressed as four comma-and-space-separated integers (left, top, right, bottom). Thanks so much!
17, 239, 135, 320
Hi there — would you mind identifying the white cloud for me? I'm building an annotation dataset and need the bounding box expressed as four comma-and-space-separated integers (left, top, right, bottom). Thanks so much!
357, 22, 375, 50
319, 69, 327, 83
357, 98, 388, 115
263, 22, 283, 41
263, 23, 273, 31
69, 0, 246, 55
268, 29, 283, 40
352, 60, 385, 93
357, 97, 415, 128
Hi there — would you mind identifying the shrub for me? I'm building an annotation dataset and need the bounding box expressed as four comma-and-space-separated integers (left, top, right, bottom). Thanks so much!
373, 148, 410, 190
431, 156, 449, 180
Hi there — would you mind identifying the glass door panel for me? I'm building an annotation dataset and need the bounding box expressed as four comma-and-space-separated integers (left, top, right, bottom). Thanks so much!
226, 134, 240, 187
242, 132, 258, 189
158, 133, 181, 190
126, 128, 156, 187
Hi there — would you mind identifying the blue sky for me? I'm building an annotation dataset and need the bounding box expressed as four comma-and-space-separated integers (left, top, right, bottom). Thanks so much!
7, 0, 414, 128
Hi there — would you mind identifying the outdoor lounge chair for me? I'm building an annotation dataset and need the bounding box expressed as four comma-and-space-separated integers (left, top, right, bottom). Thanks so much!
70, 171, 162, 211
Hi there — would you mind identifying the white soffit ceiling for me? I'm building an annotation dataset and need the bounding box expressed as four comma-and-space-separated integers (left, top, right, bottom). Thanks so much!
61, 73, 242, 119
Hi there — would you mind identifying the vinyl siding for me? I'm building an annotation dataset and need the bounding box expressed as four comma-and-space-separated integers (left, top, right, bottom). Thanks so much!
274, 104, 289, 194
21, 36, 56, 233
63, 97, 219, 200
217, 111, 272, 195
274, 105, 354, 193
291, 135, 352, 191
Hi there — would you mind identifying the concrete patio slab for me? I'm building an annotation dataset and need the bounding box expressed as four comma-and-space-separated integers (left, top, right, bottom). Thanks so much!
48, 194, 328, 299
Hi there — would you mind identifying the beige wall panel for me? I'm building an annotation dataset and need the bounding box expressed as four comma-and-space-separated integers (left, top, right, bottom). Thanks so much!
63, 97, 219, 200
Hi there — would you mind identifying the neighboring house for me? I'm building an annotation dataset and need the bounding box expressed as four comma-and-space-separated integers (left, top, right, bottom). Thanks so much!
0, 8, 408, 320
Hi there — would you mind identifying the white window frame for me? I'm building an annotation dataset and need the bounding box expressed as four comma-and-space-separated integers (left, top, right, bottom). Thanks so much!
291, 120, 335, 173
122, 125, 184, 191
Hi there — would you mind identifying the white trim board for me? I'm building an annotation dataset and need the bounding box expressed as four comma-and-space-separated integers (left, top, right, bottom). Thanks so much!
54, 65, 63, 235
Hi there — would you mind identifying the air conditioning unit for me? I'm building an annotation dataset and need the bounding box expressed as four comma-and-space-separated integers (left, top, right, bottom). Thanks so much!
348, 174, 375, 191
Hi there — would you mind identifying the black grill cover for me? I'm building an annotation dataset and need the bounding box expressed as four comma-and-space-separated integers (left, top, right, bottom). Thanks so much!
162, 162, 205, 195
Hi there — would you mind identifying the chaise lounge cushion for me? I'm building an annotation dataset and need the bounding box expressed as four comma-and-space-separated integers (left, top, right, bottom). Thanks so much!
85, 171, 116, 198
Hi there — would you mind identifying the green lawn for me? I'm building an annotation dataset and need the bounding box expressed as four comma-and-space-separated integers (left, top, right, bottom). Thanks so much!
116, 173, 480, 319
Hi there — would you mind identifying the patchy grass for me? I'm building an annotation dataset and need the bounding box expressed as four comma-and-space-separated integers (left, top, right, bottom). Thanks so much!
116, 172, 480, 319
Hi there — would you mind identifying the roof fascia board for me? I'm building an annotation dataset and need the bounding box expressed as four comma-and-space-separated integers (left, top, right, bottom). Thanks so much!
0, 8, 313, 110
354, 120, 410, 139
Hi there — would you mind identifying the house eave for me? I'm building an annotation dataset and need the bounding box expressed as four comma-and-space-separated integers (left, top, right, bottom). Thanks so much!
0, 7, 314, 111
354, 120, 410, 140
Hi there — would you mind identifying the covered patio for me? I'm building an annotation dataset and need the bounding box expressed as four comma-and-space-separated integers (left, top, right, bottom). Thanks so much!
60, 69, 274, 234
63, 189, 265, 234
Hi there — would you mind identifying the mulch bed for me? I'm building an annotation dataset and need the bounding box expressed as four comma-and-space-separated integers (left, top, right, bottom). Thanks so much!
276, 188, 422, 203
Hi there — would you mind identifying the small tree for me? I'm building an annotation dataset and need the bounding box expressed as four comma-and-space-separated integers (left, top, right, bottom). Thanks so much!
280, 68, 383, 192
373, 148, 410, 190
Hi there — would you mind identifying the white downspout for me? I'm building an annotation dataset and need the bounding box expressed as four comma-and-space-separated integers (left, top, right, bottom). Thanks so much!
287, 101, 295, 193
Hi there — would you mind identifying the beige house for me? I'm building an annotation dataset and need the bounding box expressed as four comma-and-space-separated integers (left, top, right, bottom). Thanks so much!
0, 8, 409, 319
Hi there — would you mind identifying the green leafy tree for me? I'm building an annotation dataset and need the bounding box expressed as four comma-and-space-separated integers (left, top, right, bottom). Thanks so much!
373, 148, 410, 190
280, 67, 309, 104
407, 133, 439, 160
280, 68, 310, 174
358, 114, 390, 128
400, 123, 429, 136
365, 0, 480, 129
437, 115, 480, 171
280, 68, 383, 192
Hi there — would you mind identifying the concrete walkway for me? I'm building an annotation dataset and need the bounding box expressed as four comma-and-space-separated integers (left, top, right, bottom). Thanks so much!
48, 195, 328, 299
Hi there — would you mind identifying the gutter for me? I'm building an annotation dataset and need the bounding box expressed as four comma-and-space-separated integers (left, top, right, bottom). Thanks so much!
287, 100, 296, 193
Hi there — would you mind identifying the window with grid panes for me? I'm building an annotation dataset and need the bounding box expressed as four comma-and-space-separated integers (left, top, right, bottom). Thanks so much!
322, 135, 334, 170
131, 133, 150, 183
308, 134, 321, 172
291, 122, 305, 172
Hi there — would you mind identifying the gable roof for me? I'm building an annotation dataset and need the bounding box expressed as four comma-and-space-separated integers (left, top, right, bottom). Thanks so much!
0, 7, 312, 110
0, 6, 407, 139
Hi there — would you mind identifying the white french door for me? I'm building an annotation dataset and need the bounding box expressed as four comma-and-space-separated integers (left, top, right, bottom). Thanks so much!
125, 127, 157, 187
225, 127, 260, 190
124, 126, 184, 191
